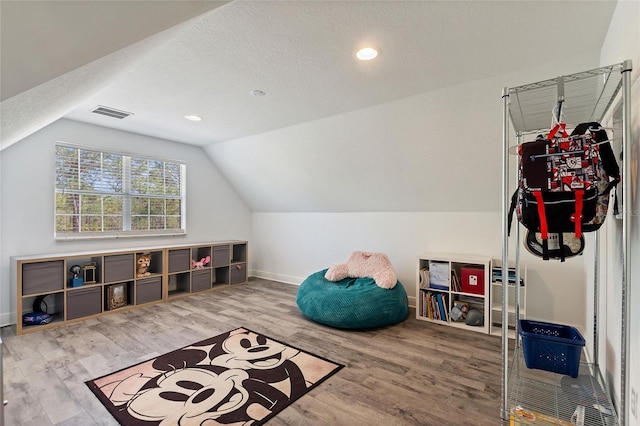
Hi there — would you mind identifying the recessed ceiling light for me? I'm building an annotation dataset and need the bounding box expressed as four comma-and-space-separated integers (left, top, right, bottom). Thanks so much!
184, 115, 202, 121
356, 47, 378, 61
251, 89, 266, 97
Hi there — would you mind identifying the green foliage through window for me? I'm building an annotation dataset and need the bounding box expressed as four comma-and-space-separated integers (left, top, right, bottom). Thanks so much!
55, 144, 186, 238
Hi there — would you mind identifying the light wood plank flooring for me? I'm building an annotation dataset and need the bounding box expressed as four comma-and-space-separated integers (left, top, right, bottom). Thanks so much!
1, 278, 505, 425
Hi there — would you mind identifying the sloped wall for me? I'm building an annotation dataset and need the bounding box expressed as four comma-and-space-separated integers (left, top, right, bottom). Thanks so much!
207, 54, 601, 330
206, 54, 600, 214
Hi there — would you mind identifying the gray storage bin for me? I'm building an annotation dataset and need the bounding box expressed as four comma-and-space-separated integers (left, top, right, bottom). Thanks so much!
66, 286, 101, 320
136, 277, 162, 305
104, 254, 134, 283
168, 249, 190, 273
22, 261, 64, 295
192, 269, 211, 292
212, 245, 230, 267
230, 263, 247, 284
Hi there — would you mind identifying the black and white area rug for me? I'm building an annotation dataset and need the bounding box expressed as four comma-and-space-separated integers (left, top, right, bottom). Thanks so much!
86, 327, 343, 425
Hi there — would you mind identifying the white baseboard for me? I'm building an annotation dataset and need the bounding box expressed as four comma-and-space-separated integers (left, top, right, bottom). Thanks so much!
407, 296, 416, 309
1, 311, 15, 328
249, 270, 304, 286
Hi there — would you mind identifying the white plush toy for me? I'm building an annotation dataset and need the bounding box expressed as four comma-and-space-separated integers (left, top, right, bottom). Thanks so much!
325, 251, 397, 289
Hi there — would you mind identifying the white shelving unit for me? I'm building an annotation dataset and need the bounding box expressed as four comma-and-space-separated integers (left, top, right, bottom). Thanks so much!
490, 259, 526, 339
416, 252, 491, 334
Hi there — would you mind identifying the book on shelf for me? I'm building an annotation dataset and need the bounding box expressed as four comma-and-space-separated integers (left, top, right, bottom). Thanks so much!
421, 291, 433, 318
419, 268, 430, 289
451, 269, 461, 292
420, 291, 433, 319
431, 292, 439, 320
423, 292, 433, 319
444, 294, 449, 321
435, 293, 448, 322
420, 291, 449, 322
428, 261, 450, 290
431, 293, 438, 320
492, 268, 524, 286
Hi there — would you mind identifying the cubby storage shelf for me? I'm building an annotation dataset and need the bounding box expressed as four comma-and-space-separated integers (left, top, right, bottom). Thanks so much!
166, 241, 248, 300
13, 240, 248, 335
416, 253, 491, 334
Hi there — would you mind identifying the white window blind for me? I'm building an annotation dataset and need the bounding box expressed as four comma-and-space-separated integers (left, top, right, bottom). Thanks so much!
55, 144, 186, 238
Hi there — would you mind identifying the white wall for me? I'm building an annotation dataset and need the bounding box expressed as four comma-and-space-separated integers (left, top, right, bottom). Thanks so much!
251, 211, 587, 327
596, 0, 640, 420
251, 212, 501, 287
0, 118, 252, 326
232, 54, 602, 331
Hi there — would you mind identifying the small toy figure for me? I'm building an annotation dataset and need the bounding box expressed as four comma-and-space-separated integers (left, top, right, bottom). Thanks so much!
136, 253, 152, 277
70, 264, 82, 278
191, 255, 211, 269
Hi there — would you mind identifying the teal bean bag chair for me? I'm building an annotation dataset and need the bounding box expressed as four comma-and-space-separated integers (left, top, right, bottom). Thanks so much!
296, 269, 409, 329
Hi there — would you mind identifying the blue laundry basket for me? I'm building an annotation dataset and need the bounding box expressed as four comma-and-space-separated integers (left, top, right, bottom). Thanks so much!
519, 319, 585, 378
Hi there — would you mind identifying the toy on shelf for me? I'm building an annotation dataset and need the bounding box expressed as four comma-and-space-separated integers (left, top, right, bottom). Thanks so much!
136, 253, 152, 277
191, 255, 211, 269
69, 264, 84, 287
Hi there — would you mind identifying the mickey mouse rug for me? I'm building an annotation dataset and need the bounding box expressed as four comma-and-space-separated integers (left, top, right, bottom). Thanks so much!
86, 327, 343, 425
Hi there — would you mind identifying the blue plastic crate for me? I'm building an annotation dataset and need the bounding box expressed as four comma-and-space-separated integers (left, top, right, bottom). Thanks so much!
519, 319, 585, 378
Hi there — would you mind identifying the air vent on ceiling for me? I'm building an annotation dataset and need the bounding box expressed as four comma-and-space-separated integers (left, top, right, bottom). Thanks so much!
91, 106, 133, 119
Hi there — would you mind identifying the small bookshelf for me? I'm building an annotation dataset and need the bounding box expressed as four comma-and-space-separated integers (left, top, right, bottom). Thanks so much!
416, 253, 491, 334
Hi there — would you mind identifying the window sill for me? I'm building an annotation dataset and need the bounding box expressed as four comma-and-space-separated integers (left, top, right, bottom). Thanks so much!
55, 230, 187, 241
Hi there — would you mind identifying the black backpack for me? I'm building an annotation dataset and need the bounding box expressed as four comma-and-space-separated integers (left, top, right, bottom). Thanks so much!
508, 122, 619, 261
571, 122, 620, 232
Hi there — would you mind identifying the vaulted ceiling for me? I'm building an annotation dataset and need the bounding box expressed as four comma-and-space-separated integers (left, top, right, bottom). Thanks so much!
1, 1, 619, 152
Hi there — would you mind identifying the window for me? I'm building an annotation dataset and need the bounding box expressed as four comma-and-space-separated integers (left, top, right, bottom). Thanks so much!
55, 143, 186, 239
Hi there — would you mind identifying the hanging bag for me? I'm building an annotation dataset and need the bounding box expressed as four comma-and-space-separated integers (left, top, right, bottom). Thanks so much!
508, 122, 617, 261
570, 122, 620, 232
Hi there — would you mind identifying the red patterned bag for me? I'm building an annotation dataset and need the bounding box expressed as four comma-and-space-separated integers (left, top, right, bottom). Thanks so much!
509, 122, 618, 260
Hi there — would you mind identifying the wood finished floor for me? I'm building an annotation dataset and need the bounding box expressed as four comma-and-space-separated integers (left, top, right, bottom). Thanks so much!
1, 278, 505, 425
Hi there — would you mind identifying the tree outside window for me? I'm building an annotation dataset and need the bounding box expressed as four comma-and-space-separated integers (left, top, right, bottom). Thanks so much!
55, 144, 185, 238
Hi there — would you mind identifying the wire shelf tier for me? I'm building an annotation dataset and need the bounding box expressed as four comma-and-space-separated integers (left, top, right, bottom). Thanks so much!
508, 347, 618, 426
508, 63, 624, 135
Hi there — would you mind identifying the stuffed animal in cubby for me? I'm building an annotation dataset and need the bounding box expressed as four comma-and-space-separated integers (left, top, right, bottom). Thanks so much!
325, 251, 397, 289
191, 255, 211, 269
136, 253, 152, 277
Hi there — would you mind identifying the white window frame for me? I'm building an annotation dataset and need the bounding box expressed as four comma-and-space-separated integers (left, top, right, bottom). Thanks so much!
54, 142, 186, 240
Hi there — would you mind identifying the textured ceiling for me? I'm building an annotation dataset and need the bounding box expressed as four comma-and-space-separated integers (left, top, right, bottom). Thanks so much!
0, 0, 229, 101
0, 0, 618, 150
